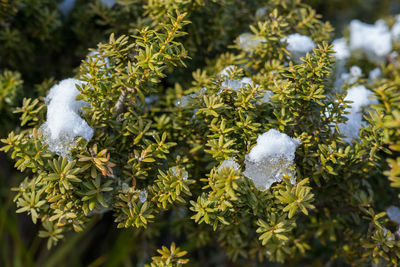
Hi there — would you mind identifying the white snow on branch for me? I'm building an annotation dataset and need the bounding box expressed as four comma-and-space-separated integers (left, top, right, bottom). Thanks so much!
218, 66, 273, 102
243, 129, 301, 190
391, 15, 400, 41
218, 158, 240, 171
332, 38, 350, 61
282, 33, 316, 62
341, 66, 362, 85
218, 66, 255, 91
174, 87, 207, 108
218, 65, 235, 78
237, 33, 264, 52
349, 19, 392, 63
338, 85, 377, 143
39, 78, 94, 156
369, 67, 382, 83
260, 90, 274, 103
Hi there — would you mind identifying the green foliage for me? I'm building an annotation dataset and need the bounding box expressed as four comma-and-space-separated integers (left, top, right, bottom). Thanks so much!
146, 242, 189, 267
1, 0, 400, 266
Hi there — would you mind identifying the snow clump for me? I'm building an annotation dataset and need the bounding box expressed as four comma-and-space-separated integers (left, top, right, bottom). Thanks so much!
175, 87, 206, 108
341, 65, 362, 84
218, 158, 240, 171
369, 68, 382, 82
218, 66, 273, 101
218, 66, 254, 91
391, 15, 400, 41
282, 33, 316, 62
260, 90, 274, 103
221, 77, 253, 91
175, 94, 195, 108
332, 38, 350, 61
331, 38, 350, 86
39, 78, 94, 156
338, 85, 377, 143
335, 65, 362, 90
237, 33, 264, 52
349, 19, 392, 63
243, 129, 301, 190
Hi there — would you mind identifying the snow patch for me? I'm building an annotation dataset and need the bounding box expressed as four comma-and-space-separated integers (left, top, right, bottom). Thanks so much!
335, 66, 362, 89
260, 90, 274, 103
219, 65, 235, 78
349, 19, 392, 63
237, 33, 264, 52
282, 33, 316, 62
332, 38, 350, 61
338, 85, 377, 143
218, 66, 256, 92
391, 15, 400, 41
218, 158, 240, 171
39, 78, 94, 156
369, 68, 381, 82
243, 129, 301, 190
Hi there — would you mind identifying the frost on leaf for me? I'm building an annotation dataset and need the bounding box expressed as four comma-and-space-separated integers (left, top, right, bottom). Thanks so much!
39, 78, 94, 156
243, 129, 301, 190
338, 85, 377, 143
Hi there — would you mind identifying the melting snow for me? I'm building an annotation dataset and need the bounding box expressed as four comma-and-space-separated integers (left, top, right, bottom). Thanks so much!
243, 129, 301, 190
349, 19, 392, 63
338, 85, 377, 143
237, 33, 264, 52
39, 78, 93, 156
218, 158, 240, 171
282, 33, 316, 62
